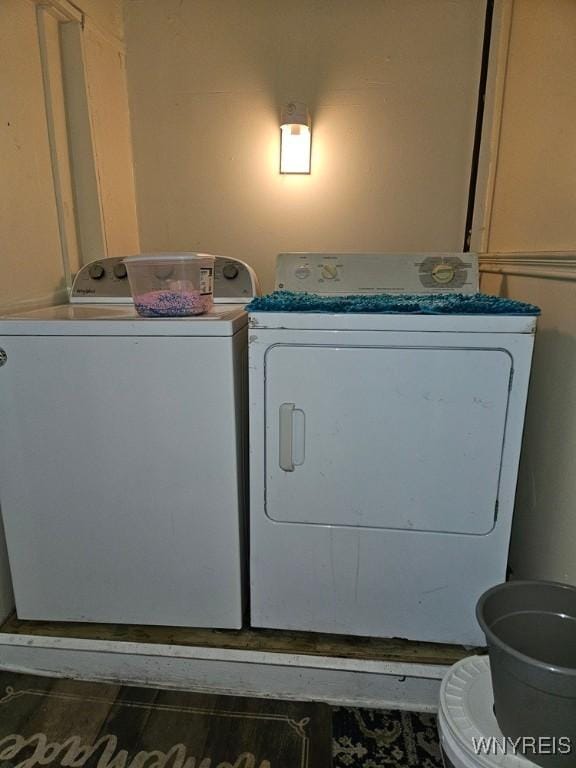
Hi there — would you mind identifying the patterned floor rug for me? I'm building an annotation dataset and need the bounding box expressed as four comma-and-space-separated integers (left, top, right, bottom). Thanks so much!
0, 669, 442, 768
0, 671, 333, 768
332, 707, 442, 768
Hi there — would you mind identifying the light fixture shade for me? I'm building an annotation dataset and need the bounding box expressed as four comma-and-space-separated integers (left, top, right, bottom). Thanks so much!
280, 102, 311, 174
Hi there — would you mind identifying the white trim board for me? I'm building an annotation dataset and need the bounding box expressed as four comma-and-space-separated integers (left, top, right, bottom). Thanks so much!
0, 632, 450, 712
28, 0, 83, 23
480, 252, 576, 282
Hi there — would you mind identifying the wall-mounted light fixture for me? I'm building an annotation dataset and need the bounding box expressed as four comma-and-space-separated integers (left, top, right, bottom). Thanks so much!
280, 102, 311, 174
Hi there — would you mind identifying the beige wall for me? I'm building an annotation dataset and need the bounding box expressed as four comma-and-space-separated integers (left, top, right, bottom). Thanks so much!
125, 0, 486, 291
1, 0, 136, 313
0, 0, 132, 616
488, 0, 576, 253
501, 274, 576, 585
82, 25, 140, 259
78, 0, 124, 40
1, 0, 67, 312
481, 1, 576, 585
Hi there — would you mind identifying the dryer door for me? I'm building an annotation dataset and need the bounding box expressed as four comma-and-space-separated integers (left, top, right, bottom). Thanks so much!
264, 344, 512, 534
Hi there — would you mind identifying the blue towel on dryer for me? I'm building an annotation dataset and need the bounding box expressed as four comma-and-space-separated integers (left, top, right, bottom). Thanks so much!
247, 291, 540, 315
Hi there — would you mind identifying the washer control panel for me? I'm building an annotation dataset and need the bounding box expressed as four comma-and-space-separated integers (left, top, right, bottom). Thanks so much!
70, 255, 260, 304
275, 252, 479, 294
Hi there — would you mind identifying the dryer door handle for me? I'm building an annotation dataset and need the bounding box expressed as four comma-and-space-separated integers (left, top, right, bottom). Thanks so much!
279, 403, 305, 472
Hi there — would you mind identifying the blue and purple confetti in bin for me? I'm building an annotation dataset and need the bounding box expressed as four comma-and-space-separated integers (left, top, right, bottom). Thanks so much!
124, 253, 215, 317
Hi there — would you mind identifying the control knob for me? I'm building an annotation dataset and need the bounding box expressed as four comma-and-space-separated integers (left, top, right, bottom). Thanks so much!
321, 264, 338, 280
222, 263, 239, 280
88, 263, 105, 280
431, 263, 455, 284
113, 262, 127, 279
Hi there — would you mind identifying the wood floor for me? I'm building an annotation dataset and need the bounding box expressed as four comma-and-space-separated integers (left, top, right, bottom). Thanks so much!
0, 614, 474, 666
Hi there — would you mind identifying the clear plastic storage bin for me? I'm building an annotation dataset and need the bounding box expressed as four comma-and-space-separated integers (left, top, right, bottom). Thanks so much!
124, 254, 215, 317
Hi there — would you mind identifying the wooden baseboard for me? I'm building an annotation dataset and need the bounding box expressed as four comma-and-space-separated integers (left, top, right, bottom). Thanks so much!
0, 631, 449, 711
0, 618, 473, 711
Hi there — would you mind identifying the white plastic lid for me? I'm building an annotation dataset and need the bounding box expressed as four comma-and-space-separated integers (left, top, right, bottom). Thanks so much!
439, 656, 534, 768
123, 253, 216, 264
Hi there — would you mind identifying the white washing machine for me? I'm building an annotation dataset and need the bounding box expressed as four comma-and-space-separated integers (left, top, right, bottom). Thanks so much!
248, 253, 537, 645
0, 255, 259, 628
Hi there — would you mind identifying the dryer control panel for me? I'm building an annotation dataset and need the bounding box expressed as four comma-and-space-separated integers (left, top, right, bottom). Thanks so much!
275, 252, 479, 294
70, 255, 260, 304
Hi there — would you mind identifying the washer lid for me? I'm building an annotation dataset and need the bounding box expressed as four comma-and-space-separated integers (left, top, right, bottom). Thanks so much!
0, 304, 247, 336
440, 656, 533, 768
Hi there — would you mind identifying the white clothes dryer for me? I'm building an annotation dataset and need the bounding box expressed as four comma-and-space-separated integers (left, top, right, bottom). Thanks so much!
248, 253, 537, 645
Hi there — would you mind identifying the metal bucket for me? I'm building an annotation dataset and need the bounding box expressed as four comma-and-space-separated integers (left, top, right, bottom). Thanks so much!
477, 580, 576, 767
